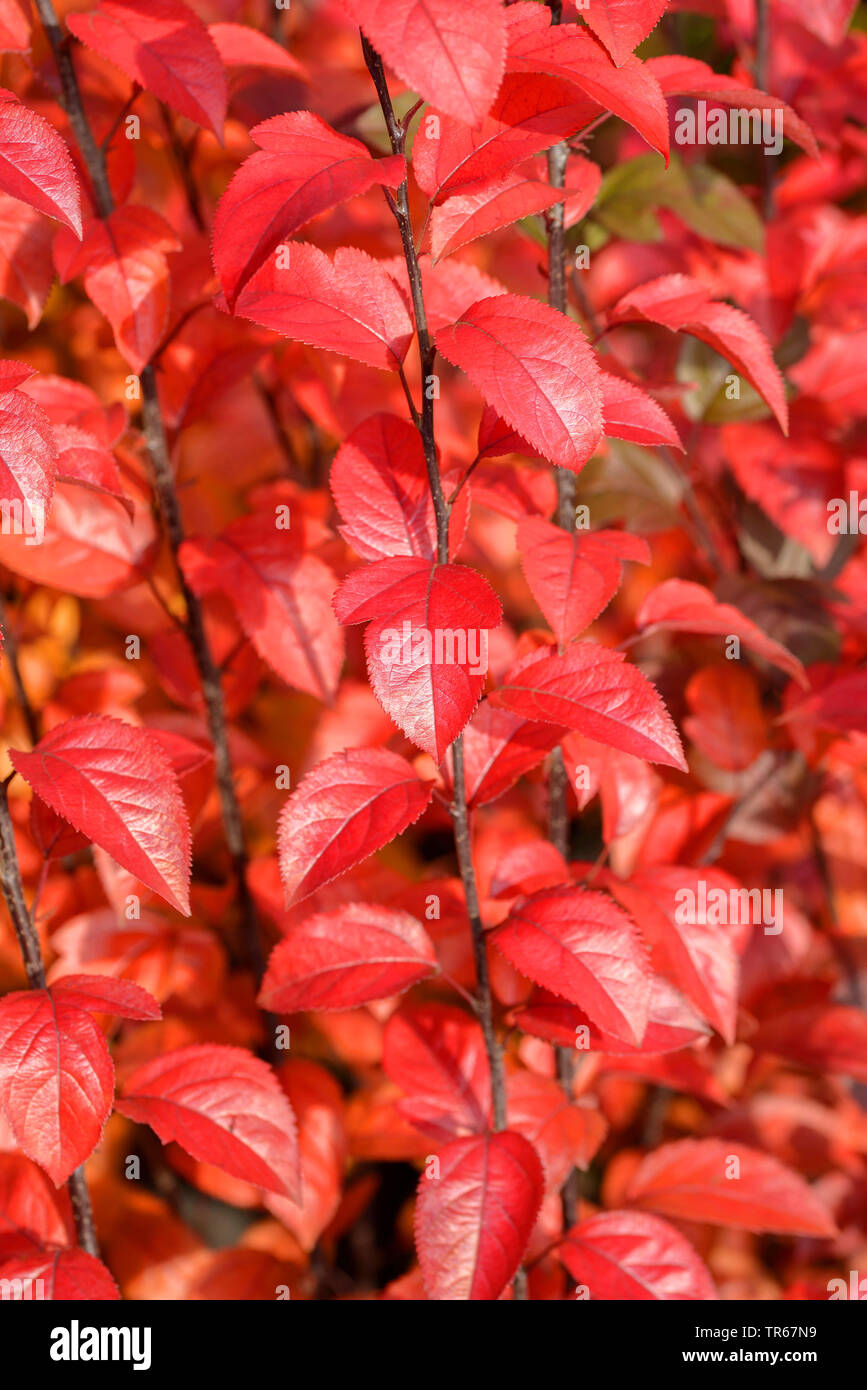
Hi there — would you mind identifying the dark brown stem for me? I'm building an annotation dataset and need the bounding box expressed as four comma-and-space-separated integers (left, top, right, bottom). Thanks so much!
0, 594, 40, 747
140, 366, 266, 992
451, 742, 508, 1131
0, 780, 99, 1254
68, 1168, 99, 1256
755, 0, 775, 221
545, 0, 581, 1237
33, 0, 113, 219
0, 780, 46, 989
161, 106, 205, 233
361, 36, 508, 1141
362, 36, 449, 561
33, 0, 267, 1004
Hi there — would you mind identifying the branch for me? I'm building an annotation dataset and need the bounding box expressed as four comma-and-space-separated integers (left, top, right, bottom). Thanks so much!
0, 593, 40, 747
33, 0, 267, 1003
755, 0, 775, 221
0, 771, 99, 1256
362, 36, 450, 561
544, 0, 580, 1237
361, 37, 509, 1140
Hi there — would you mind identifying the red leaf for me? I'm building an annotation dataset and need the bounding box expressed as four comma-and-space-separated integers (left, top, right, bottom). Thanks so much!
383, 1003, 491, 1140
518, 519, 650, 645
506, 1072, 607, 1188
606, 867, 741, 1043
412, 74, 596, 201
563, 731, 660, 843
683, 665, 767, 771
560, 1210, 717, 1300
10, 714, 193, 915
722, 421, 841, 567
599, 370, 682, 449
647, 54, 818, 158
782, 670, 867, 737
0, 987, 115, 1185
513, 974, 710, 1055
582, 0, 670, 67
0, 88, 81, 234
68, 0, 227, 138
750, 1005, 867, 1083
609, 274, 789, 433
444, 701, 563, 809
489, 644, 687, 770
54, 208, 181, 374
493, 884, 652, 1046
330, 413, 466, 561
415, 1131, 543, 1299
180, 514, 344, 702
341, 0, 507, 125
258, 904, 438, 1012
625, 1139, 837, 1236
264, 1061, 346, 1251
430, 173, 564, 262
52, 423, 132, 516
0, 191, 56, 327
0, 0, 31, 55
0, 368, 56, 517
50, 973, 162, 1021
234, 242, 414, 371
48, 907, 222, 1006
476, 404, 540, 462
116, 1044, 300, 1200
505, 4, 670, 160
278, 747, 434, 904
335, 557, 502, 762
436, 295, 603, 473
208, 22, 307, 76
0, 1154, 74, 1256
0, 1247, 119, 1299
213, 112, 404, 306
636, 578, 805, 683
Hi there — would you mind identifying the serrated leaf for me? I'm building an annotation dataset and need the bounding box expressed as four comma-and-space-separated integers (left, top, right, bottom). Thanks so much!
342, 0, 506, 125
234, 242, 414, 371
518, 518, 651, 645
10, 714, 192, 915
278, 747, 434, 905
335, 557, 502, 762
384, 1002, 491, 1140
68, 0, 227, 138
415, 1130, 543, 1299
0, 88, 81, 234
625, 1139, 837, 1235
494, 884, 652, 1046
213, 112, 404, 306
436, 294, 604, 473
116, 1043, 300, 1200
258, 904, 438, 1012
489, 644, 687, 770
560, 1209, 717, 1300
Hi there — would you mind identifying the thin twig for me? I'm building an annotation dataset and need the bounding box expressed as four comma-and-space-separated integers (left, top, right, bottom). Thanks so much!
361, 37, 509, 1142
544, 0, 581, 1235
33, 0, 268, 1008
755, 0, 776, 221
0, 594, 40, 746
0, 773, 100, 1256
